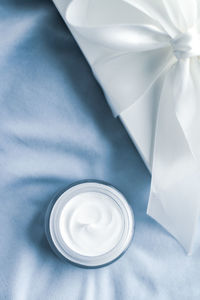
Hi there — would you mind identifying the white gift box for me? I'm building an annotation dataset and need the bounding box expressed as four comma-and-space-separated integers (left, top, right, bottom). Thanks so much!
53, 0, 155, 172
52, 0, 200, 253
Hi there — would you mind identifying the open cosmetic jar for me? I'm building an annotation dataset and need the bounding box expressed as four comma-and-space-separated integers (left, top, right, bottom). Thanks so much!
45, 181, 134, 267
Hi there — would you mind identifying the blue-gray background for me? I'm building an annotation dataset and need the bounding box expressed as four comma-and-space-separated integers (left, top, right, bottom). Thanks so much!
1, 1, 200, 299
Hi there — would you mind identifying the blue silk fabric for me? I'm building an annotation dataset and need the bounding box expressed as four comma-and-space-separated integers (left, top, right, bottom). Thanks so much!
0, 1, 200, 299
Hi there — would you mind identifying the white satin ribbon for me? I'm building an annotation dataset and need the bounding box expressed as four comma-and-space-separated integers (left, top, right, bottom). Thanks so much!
66, 0, 200, 252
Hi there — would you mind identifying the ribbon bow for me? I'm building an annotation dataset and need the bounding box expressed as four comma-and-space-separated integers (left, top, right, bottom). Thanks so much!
66, 0, 200, 252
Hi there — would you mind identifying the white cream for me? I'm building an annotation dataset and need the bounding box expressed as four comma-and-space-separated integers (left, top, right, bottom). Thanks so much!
59, 191, 124, 256
48, 182, 134, 267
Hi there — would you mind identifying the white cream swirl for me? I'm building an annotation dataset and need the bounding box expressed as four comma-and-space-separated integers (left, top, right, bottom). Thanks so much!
59, 191, 124, 256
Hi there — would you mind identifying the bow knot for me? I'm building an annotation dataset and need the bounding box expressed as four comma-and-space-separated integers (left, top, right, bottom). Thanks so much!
171, 30, 200, 59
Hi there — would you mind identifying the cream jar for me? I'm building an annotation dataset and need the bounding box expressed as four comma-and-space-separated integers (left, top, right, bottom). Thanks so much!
45, 181, 134, 267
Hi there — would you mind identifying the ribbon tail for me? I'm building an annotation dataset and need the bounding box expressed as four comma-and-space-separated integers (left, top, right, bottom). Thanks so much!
147, 60, 200, 253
